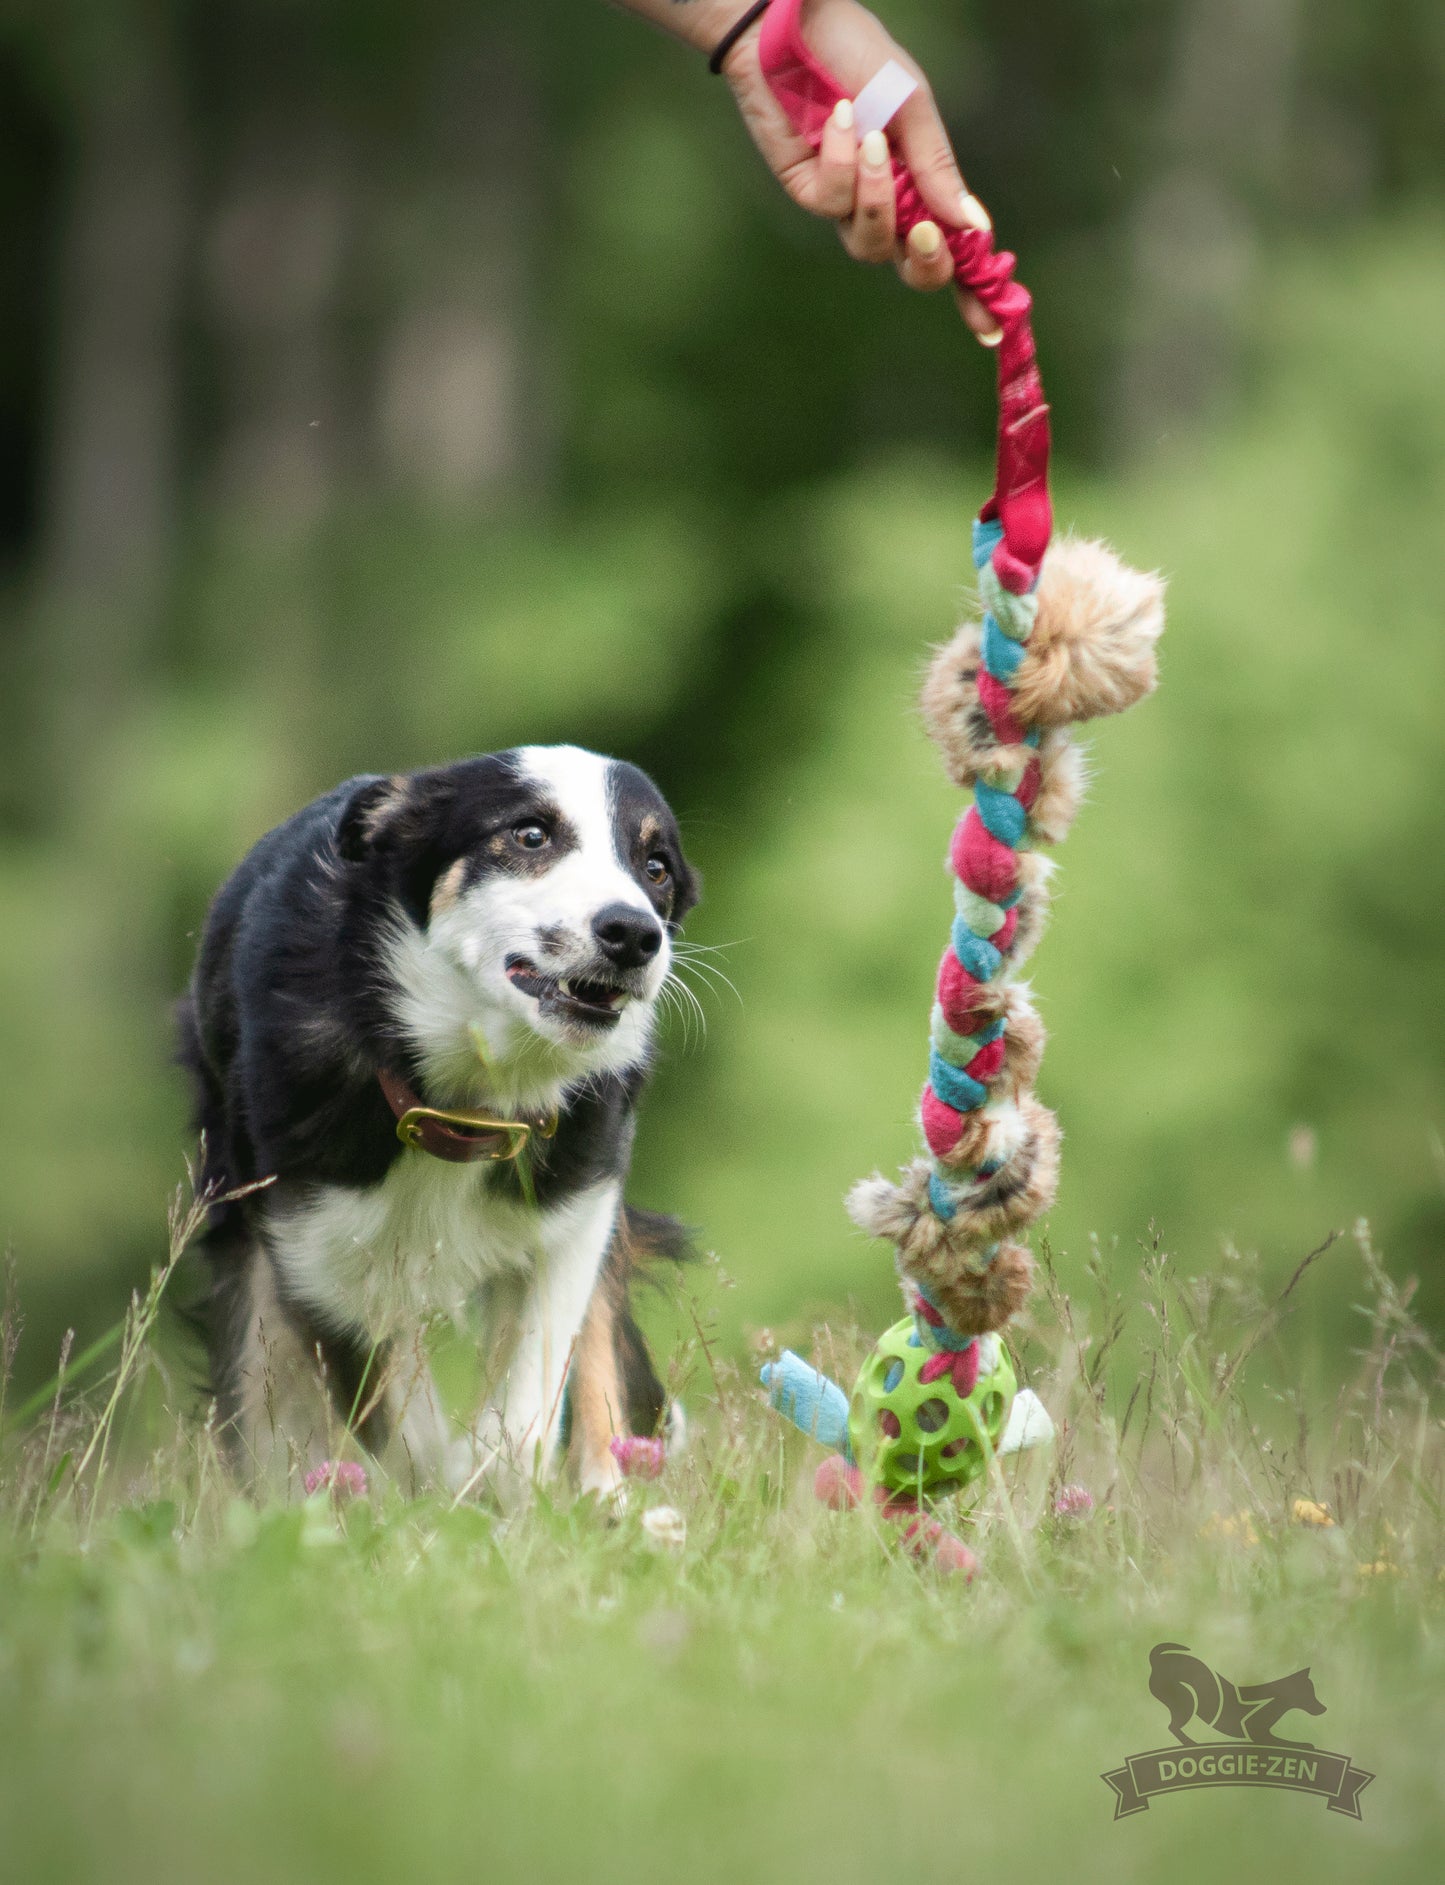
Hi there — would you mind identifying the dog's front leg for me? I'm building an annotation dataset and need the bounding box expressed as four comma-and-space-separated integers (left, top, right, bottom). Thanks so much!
452, 1181, 622, 1507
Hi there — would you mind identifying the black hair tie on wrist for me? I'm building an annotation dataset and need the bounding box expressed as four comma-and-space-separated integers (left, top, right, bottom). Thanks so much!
708, 0, 773, 75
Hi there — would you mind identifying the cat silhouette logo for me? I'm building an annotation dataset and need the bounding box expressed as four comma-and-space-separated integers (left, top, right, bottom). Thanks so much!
1101, 1643, 1373, 1820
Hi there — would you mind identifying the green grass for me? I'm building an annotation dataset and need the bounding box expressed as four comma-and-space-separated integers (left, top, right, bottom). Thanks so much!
2, 1191, 1442, 1885
4, 217, 1444, 1884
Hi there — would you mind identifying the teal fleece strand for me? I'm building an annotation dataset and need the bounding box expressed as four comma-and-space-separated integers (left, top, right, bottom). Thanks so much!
759, 1352, 853, 1458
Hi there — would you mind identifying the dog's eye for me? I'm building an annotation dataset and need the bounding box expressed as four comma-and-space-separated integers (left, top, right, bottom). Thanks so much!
644, 855, 670, 886
513, 823, 549, 851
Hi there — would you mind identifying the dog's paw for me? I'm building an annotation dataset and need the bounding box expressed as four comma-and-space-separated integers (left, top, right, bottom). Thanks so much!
578, 1452, 629, 1515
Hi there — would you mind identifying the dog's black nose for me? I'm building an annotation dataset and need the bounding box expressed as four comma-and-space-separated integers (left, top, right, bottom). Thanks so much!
591, 903, 663, 970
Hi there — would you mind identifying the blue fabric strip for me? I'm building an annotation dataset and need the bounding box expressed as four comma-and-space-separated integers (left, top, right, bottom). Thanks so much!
928, 1170, 960, 1220
759, 1353, 853, 1459
981, 614, 1026, 682
950, 919, 1002, 983
974, 778, 1028, 846
930, 1049, 988, 1113
972, 515, 1005, 570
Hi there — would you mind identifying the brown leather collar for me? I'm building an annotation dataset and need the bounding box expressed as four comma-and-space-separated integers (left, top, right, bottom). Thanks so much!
377, 1068, 557, 1165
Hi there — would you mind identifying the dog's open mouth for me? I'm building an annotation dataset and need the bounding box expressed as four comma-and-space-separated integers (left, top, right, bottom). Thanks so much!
506, 956, 630, 1031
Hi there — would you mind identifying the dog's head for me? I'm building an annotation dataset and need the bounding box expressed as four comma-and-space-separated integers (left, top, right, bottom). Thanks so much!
338, 745, 698, 1094
1279, 1669, 1327, 1717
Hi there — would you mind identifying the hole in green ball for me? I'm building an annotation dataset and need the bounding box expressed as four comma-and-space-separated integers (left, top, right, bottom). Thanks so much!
981, 1392, 1002, 1429
941, 1436, 971, 1458
916, 1397, 949, 1433
882, 1359, 904, 1393
878, 1408, 902, 1439
894, 1453, 921, 1475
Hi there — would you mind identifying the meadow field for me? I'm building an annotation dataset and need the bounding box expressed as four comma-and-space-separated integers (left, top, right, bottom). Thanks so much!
3, 3, 1444, 1878
2, 1179, 1442, 1884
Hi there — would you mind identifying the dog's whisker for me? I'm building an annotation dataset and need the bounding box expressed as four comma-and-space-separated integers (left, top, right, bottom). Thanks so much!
654, 977, 683, 1042
674, 965, 730, 1010
671, 947, 746, 995
661, 971, 707, 1045
671, 948, 729, 981
672, 956, 742, 1007
672, 938, 749, 960
654, 976, 692, 1047
671, 974, 708, 1044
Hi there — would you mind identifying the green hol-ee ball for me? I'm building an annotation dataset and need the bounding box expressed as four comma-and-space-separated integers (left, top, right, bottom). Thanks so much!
848, 1315, 1017, 1500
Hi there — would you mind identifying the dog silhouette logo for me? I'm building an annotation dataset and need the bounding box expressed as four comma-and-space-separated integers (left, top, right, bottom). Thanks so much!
1148, 1642, 1327, 1748
1101, 1643, 1373, 1820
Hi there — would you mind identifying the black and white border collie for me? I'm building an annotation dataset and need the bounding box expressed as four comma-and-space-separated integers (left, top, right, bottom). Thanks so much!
179, 744, 698, 1505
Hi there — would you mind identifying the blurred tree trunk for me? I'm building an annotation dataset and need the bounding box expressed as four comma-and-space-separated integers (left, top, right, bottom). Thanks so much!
370, 20, 544, 508
1114, 0, 1302, 460
36, 27, 188, 805
203, 115, 352, 536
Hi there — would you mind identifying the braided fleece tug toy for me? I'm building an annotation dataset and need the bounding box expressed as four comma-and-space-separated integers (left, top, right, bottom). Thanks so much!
754, 0, 1165, 1572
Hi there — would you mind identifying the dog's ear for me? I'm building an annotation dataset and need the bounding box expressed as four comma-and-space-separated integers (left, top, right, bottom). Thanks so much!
337, 775, 412, 863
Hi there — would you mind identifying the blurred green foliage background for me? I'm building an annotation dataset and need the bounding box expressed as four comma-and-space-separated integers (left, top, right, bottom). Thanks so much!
1, 0, 1442, 1392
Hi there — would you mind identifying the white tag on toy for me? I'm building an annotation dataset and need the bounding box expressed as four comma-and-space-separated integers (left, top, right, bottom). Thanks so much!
852, 59, 918, 137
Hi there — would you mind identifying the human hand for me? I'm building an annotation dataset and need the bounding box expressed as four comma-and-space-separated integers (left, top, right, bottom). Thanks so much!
717, 0, 1002, 343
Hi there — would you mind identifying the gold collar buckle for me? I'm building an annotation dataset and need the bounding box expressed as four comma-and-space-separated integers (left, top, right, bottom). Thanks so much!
392, 1103, 558, 1162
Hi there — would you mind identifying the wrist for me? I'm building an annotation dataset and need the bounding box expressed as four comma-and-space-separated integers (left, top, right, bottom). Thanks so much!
713, 2, 773, 79
649, 1, 752, 58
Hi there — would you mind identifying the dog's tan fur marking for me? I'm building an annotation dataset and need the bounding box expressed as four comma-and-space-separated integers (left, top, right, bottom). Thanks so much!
361, 776, 410, 845
570, 1268, 627, 1501
429, 857, 467, 920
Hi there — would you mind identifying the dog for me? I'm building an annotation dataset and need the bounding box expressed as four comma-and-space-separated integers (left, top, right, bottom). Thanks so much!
1148, 1643, 1327, 1748
178, 743, 699, 1506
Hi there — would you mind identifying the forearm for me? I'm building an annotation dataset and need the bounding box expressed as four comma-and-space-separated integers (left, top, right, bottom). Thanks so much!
613, 0, 756, 60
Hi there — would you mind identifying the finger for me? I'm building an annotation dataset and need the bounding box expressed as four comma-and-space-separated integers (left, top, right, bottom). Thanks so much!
894, 83, 991, 234
840, 127, 897, 264
897, 219, 955, 294
813, 97, 858, 221
955, 284, 1004, 348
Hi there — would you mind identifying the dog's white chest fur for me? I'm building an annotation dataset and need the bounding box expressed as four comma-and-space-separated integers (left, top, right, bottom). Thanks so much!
269, 1157, 586, 1334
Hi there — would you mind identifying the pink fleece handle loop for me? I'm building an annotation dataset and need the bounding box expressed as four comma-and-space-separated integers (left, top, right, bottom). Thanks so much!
757, 0, 1053, 583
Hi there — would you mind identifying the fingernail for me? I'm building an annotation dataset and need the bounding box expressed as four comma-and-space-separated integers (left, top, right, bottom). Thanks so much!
978, 324, 1005, 349
862, 129, 889, 170
959, 193, 993, 233
910, 220, 943, 258
831, 98, 854, 132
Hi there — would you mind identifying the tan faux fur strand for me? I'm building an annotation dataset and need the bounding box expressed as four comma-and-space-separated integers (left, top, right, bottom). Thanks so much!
849, 535, 1164, 1335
